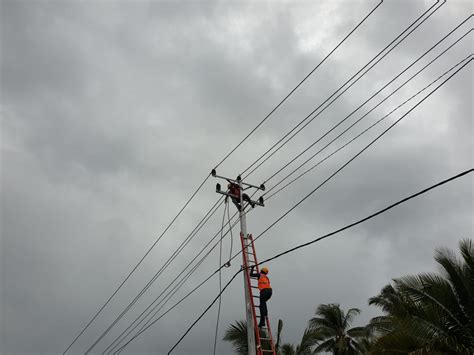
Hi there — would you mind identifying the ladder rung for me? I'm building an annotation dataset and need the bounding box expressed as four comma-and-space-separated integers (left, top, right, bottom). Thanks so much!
251, 286, 259, 289
260, 337, 270, 340
262, 350, 274, 353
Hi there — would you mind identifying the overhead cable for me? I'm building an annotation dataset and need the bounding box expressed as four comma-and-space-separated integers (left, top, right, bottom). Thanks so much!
241, 0, 445, 178
263, 30, 473, 198
265, 54, 473, 200
213, 0, 383, 170
62, 174, 211, 354
66, 5, 385, 352
213, 203, 228, 355
119, 54, 471, 354
248, 57, 472, 247
85, 196, 224, 354
262, 17, 472, 189
166, 168, 473, 354
104, 208, 245, 354
103, 202, 238, 354
111, 210, 255, 354
96, 2, 451, 351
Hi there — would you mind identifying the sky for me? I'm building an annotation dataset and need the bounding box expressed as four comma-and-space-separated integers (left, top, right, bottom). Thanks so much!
1, 0, 473, 354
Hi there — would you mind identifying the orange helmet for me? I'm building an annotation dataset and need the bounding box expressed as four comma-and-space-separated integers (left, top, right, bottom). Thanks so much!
260, 267, 269, 274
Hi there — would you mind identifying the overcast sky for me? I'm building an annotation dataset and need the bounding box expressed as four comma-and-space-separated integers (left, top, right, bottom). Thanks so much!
1, 0, 473, 354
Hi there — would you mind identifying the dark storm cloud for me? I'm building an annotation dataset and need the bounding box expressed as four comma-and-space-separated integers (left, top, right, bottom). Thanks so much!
1, 1, 472, 355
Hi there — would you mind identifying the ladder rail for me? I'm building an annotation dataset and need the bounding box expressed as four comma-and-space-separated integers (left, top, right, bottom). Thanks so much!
248, 234, 276, 355
239, 233, 263, 353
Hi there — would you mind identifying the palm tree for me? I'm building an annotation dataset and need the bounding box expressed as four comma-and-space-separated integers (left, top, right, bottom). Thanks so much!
222, 319, 280, 354
223, 319, 317, 355
223, 320, 248, 355
310, 304, 369, 354
369, 238, 474, 354
280, 326, 320, 354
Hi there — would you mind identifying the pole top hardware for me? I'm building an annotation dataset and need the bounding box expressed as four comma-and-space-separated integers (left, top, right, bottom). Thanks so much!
211, 169, 266, 209
211, 169, 266, 191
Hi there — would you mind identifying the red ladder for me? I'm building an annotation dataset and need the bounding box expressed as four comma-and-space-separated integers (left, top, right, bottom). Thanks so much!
240, 233, 276, 355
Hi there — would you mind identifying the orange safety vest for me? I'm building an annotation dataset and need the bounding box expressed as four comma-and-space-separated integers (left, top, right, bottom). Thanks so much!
258, 274, 271, 291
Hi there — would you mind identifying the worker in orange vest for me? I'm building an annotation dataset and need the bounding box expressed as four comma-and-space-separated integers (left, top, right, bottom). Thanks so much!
250, 266, 272, 328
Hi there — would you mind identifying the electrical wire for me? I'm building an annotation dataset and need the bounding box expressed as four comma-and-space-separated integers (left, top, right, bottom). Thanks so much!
226, 200, 234, 264
62, 174, 211, 355
65, 3, 384, 352
86, 2, 453, 351
213, 0, 383, 170
168, 271, 242, 355
213, 203, 228, 355
106, 194, 260, 354
262, 18, 472, 189
118, 55, 472, 355
104, 206, 248, 355
247, 57, 472, 247
111, 209, 255, 354
101, 200, 236, 354
260, 169, 474, 264
263, 29, 473, 199
265, 54, 473, 200
166, 168, 473, 354
241, 0, 445, 179
85, 196, 224, 354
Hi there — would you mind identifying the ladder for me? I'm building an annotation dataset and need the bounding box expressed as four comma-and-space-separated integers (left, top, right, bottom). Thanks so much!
240, 233, 276, 355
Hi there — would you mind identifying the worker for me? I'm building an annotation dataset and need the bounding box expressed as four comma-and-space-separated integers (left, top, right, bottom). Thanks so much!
226, 181, 253, 211
226, 182, 241, 210
250, 266, 272, 328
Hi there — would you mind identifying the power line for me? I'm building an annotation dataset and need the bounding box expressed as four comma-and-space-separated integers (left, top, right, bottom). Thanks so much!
106, 197, 259, 353
266, 54, 473, 201
85, 2, 455, 351
241, 0, 445, 179
66, 4, 384, 351
113, 268, 226, 354
100, 198, 231, 353
262, 18, 472, 190
263, 31, 473, 199
213, 203, 228, 355
213, 0, 383, 170
104, 207, 244, 354
166, 168, 473, 354
111, 209, 256, 354
107, 246, 211, 354
62, 174, 210, 354
259, 169, 474, 264
221, 54, 472, 273
118, 56, 471, 354
265, 54, 473, 200
248, 57, 472, 247
126, 14, 463, 347
168, 271, 241, 355
85, 196, 224, 354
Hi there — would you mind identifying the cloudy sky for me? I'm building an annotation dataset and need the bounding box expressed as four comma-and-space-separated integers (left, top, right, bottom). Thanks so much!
1, 0, 473, 354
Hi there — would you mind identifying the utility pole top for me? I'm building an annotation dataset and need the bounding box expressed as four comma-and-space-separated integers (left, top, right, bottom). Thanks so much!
211, 169, 265, 211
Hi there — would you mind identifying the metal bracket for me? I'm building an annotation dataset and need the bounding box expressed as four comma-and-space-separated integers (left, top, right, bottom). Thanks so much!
212, 169, 265, 191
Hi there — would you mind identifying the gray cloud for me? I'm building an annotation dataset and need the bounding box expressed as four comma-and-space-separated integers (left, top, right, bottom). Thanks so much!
1, 1, 472, 354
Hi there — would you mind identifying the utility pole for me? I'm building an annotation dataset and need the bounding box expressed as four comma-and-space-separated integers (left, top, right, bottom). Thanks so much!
212, 169, 265, 355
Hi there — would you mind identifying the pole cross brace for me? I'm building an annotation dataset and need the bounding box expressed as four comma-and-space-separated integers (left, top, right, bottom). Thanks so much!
215, 186, 265, 207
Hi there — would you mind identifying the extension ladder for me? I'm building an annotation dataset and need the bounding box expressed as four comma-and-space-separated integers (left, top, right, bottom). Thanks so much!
240, 233, 276, 355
